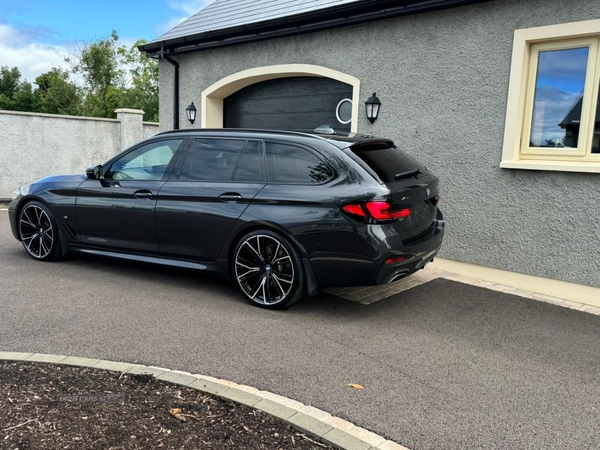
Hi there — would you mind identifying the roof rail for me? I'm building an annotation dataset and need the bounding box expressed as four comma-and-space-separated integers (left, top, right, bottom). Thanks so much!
156, 128, 329, 141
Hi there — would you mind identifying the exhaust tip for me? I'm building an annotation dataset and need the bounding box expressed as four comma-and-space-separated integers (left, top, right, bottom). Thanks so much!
389, 271, 409, 283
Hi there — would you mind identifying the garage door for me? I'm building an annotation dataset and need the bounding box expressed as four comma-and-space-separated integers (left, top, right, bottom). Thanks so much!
223, 76, 353, 133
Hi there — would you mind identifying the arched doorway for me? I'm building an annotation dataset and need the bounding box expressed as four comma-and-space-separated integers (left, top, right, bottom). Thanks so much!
201, 64, 360, 133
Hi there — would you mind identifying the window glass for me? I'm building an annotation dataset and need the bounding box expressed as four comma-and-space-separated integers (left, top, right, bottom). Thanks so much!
231, 141, 266, 182
530, 47, 589, 148
106, 139, 183, 180
266, 142, 334, 184
179, 139, 246, 181
336, 99, 352, 124
591, 86, 600, 154
351, 144, 426, 183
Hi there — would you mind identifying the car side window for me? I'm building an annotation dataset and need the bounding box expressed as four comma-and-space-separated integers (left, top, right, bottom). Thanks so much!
105, 139, 183, 181
178, 139, 256, 182
231, 141, 266, 182
265, 141, 335, 184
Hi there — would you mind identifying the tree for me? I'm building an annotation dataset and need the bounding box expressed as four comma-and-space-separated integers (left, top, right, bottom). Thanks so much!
0, 31, 159, 121
34, 68, 81, 115
0, 66, 21, 99
0, 66, 38, 112
67, 30, 125, 118
118, 39, 159, 122
66, 31, 158, 121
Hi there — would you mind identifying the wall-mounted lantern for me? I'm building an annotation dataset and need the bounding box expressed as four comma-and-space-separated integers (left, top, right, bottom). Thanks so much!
186, 102, 197, 125
365, 93, 381, 124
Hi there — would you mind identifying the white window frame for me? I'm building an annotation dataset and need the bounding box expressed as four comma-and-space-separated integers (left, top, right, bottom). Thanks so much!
501, 19, 600, 173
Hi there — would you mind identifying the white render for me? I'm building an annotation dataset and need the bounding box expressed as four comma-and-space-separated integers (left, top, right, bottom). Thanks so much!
0, 110, 159, 199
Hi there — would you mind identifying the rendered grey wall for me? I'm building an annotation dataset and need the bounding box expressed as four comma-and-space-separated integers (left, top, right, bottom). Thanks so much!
160, 0, 600, 288
0, 111, 159, 199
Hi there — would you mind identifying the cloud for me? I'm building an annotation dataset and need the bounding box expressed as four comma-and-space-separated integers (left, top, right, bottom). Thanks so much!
153, 17, 187, 36
0, 23, 71, 83
530, 85, 583, 146
537, 47, 589, 88
153, 0, 215, 36
168, 0, 215, 17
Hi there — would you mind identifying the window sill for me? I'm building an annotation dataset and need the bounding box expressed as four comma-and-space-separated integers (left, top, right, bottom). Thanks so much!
500, 160, 600, 173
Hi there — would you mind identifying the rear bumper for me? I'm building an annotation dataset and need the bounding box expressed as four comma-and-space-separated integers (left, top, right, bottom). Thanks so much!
375, 219, 445, 284
307, 214, 445, 288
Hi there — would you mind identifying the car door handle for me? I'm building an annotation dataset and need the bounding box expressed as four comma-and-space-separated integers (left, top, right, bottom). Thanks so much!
219, 193, 242, 202
134, 190, 153, 199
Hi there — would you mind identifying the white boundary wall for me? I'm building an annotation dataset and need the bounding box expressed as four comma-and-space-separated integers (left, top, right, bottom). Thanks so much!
0, 109, 159, 199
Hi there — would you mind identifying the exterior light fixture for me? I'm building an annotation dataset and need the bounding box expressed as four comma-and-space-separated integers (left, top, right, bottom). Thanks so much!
365, 93, 381, 124
186, 102, 197, 124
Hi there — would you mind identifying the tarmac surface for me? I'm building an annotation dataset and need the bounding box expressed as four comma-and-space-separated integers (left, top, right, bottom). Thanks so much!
1, 210, 599, 449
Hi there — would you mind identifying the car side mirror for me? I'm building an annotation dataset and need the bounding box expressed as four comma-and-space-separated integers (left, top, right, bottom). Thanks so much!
86, 165, 104, 180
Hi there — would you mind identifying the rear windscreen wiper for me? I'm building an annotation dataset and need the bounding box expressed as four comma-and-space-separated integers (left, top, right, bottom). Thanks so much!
394, 169, 421, 180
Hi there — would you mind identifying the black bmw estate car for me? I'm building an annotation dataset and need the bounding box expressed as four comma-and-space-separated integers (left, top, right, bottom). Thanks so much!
9, 129, 445, 308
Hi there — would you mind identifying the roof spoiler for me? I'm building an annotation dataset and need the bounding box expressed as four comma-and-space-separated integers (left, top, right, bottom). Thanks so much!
349, 139, 394, 150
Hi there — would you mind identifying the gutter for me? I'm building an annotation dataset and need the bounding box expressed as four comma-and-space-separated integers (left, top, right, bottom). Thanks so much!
140, 0, 493, 57
161, 46, 180, 130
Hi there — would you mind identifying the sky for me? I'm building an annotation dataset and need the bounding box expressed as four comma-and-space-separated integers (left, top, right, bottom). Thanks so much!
530, 47, 589, 146
0, 0, 214, 82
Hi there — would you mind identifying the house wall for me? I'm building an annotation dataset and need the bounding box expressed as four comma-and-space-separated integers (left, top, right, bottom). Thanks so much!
0, 110, 159, 199
160, 0, 600, 288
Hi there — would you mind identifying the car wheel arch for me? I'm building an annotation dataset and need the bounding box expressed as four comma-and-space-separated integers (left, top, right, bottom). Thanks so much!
225, 222, 322, 298
225, 221, 307, 274
14, 196, 50, 237
16, 197, 69, 256
16, 199, 66, 261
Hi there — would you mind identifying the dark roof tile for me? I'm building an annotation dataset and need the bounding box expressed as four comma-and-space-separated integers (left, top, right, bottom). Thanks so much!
154, 0, 362, 43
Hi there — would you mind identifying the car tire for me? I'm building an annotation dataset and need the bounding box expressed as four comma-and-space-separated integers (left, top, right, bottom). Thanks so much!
18, 201, 63, 262
233, 230, 305, 309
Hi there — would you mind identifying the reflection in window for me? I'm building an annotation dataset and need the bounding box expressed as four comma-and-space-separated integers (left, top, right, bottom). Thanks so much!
179, 139, 246, 181
231, 141, 266, 182
266, 143, 334, 184
530, 47, 588, 148
592, 86, 600, 154
107, 139, 183, 180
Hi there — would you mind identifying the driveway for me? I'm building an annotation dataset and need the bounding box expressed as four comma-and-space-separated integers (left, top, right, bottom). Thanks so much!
1, 210, 599, 449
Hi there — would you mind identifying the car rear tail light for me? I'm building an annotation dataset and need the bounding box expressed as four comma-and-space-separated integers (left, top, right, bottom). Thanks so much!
365, 201, 411, 220
385, 256, 406, 264
342, 201, 410, 222
341, 204, 366, 217
432, 195, 440, 205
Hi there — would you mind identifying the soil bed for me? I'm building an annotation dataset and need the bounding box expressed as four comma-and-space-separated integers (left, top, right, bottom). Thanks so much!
0, 361, 335, 449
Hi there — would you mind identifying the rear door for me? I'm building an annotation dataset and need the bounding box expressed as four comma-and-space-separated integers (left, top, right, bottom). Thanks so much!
155, 137, 267, 261
347, 142, 440, 240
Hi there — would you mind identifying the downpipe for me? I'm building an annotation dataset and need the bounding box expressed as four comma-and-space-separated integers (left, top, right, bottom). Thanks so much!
161, 46, 180, 130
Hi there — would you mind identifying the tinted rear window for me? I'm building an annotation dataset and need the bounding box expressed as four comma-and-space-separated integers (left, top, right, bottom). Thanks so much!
265, 141, 335, 184
351, 144, 426, 182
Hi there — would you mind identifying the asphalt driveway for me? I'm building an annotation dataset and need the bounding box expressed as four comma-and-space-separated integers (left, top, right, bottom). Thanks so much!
1, 210, 599, 449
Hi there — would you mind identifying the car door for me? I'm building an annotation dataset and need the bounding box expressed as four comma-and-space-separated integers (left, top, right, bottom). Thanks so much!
75, 138, 186, 253
155, 137, 267, 261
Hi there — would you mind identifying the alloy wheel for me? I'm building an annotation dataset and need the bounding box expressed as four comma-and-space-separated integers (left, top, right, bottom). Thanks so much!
19, 204, 55, 259
234, 234, 295, 305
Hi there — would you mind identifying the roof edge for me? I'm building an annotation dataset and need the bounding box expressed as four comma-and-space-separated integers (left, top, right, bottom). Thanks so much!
139, 0, 493, 56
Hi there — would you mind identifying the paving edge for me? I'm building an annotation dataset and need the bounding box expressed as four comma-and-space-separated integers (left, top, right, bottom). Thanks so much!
0, 352, 409, 450
327, 265, 600, 316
